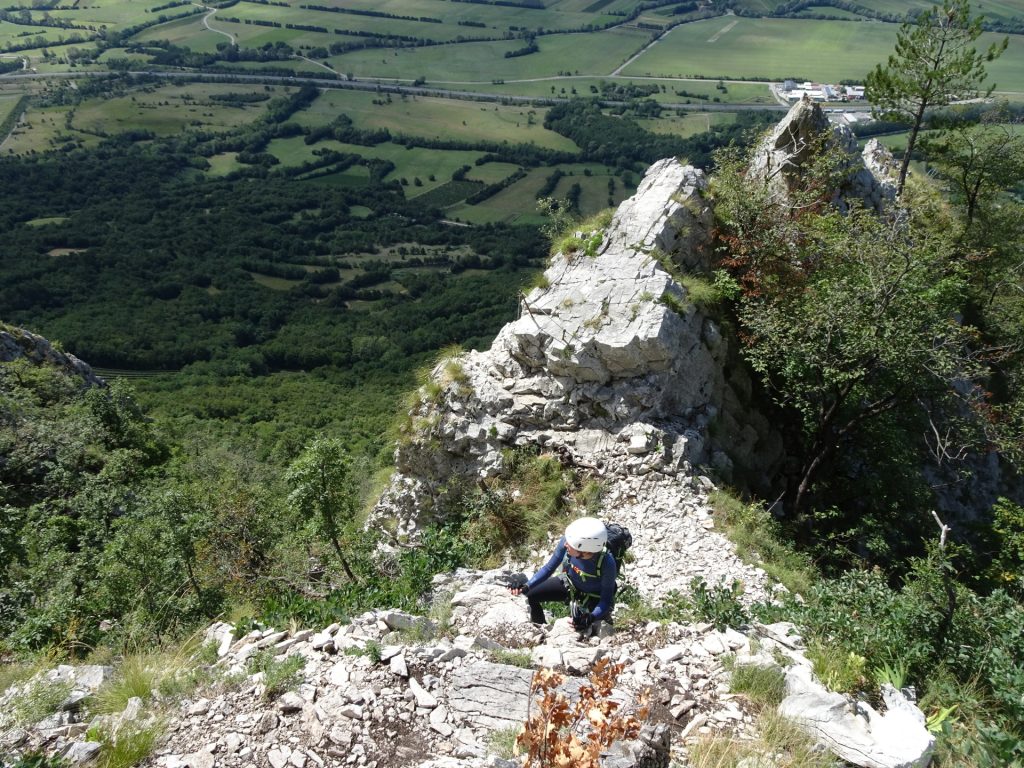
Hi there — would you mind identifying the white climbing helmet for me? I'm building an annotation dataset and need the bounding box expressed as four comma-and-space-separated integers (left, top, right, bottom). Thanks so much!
564, 517, 607, 553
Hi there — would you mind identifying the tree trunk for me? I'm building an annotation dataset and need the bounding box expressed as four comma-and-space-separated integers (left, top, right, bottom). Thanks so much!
331, 535, 358, 583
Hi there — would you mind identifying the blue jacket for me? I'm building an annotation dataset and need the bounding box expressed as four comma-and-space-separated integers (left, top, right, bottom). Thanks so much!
527, 536, 617, 621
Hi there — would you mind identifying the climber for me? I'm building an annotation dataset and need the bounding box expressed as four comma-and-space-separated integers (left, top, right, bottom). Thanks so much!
509, 516, 617, 633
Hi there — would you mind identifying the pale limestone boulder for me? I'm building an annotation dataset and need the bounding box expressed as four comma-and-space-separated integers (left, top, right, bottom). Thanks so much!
779, 665, 934, 768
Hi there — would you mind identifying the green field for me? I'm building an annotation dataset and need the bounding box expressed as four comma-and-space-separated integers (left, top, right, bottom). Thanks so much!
623, 17, 1024, 93
0, 18, 68, 49
293, 88, 580, 150
635, 111, 738, 137
70, 84, 280, 136
329, 27, 649, 82
857, 0, 1024, 27
133, 14, 226, 52
793, 6, 868, 18
223, 0, 622, 39
0, 91, 23, 126
433, 76, 776, 105
266, 135, 496, 194
3, 103, 99, 154
448, 162, 632, 224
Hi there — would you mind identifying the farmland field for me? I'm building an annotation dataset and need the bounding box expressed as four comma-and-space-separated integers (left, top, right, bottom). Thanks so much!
448, 162, 632, 224
328, 28, 650, 82
437, 77, 776, 105
623, 17, 1024, 93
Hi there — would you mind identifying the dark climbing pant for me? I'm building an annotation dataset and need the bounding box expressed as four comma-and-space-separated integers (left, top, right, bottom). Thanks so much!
526, 576, 601, 625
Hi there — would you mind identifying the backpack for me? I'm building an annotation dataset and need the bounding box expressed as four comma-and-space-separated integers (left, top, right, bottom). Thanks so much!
602, 521, 632, 576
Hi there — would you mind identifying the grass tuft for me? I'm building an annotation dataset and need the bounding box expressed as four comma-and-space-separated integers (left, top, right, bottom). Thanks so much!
92, 656, 160, 715
729, 663, 787, 710
249, 650, 305, 700
489, 649, 533, 668
90, 722, 164, 768
486, 725, 522, 760
11, 678, 73, 726
689, 709, 834, 768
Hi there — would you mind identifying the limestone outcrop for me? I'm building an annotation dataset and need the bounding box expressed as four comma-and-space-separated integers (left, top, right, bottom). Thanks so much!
0, 325, 104, 387
747, 96, 898, 213
375, 158, 784, 537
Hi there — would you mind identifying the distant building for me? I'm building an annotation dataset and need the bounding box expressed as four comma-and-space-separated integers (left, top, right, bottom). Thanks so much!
844, 85, 865, 100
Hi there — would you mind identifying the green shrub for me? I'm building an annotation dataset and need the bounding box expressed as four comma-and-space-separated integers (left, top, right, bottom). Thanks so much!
689, 577, 748, 631
770, 551, 1024, 766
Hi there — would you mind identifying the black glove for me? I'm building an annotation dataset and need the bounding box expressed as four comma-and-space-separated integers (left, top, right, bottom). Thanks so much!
506, 574, 530, 594
573, 611, 594, 630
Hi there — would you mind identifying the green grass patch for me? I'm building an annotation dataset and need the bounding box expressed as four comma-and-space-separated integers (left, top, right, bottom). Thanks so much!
635, 111, 737, 138
410, 179, 483, 207
710, 489, 816, 597
205, 152, 244, 176
0, 661, 39, 698
132, 13, 224, 52
3, 103, 98, 155
249, 271, 303, 291
70, 84, 279, 137
489, 649, 533, 668
690, 709, 835, 768
89, 721, 164, 768
24, 216, 69, 227
249, 650, 305, 700
486, 725, 522, 760
303, 166, 371, 188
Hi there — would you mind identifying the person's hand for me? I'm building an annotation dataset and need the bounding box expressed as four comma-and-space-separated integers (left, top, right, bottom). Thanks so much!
572, 611, 594, 630
509, 583, 530, 596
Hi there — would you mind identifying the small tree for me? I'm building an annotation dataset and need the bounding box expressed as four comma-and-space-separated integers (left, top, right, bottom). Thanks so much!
920, 111, 1024, 229
865, 0, 1006, 195
286, 437, 359, 582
